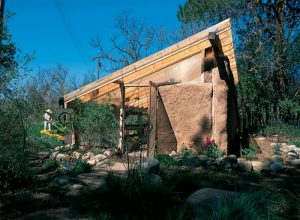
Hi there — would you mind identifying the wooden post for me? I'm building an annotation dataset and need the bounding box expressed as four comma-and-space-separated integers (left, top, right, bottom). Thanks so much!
118, 82, 125, 153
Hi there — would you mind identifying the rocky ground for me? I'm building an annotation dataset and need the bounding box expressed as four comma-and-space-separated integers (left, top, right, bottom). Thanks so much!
0, 136, 300, 219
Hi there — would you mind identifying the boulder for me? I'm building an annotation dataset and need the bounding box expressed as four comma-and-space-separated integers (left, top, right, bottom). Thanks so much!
103, 150, 113, 157
251, 161, 265, 172
222, 155, 237, 163
82, 152, 94, 160
287, 152, 298, 159
141, 158, 159, 174
199, 155, 208, 162
50, 151, 59, 159
72, 151, 81, 159
271, 155, 283, 163
238, 158, 252, 172
95, 154, 107, 163
291, 159, 300, 166
87, 159, 96, 166
186, 188, 239, 209
52, 175, 70, 185
261, 159, 273, 170
270, 162, 284, 173
169, 151, 177, 157
56, 153, 67, 162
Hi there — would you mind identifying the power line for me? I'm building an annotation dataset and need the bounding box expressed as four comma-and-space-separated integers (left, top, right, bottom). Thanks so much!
54, 0, 86, 59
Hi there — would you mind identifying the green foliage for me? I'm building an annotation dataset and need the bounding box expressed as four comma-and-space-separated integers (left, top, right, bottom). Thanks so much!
180, 146, 193, 157
154, 153, 178, 168
73, 100, 118, 147
200, 144, 224, 158
287, 141, 300, 148
27, 122, 64, 152
42, 159, 59, 172
265, 121, 300, 139
71, 159, 92, 176
90, 147, 105, 155
206, 187, 288, 219
72, 171, 179, 219
241, 147, 256, 161
273, 144, 281, 156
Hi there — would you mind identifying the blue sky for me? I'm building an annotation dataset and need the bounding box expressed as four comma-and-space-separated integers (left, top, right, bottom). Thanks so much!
6, 0, 185, 81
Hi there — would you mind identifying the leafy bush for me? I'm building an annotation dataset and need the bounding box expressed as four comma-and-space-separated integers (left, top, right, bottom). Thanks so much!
287, 141, 300, 148
72, 171, 179, 219
73, 100, 118, 147
154, 153, 178, 168
272, 144, 281, 155
180, 145, 193, 157
265, 121, 300, 139
90, 147, 105, 155
241, 148, 257, 160
200, 137, 224, 158
71, 159, 92, 175
27, 122, 64, 152
42, 159, 59, 172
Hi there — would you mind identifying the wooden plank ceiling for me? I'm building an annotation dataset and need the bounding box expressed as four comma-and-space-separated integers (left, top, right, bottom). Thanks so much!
64, 19, 238, 109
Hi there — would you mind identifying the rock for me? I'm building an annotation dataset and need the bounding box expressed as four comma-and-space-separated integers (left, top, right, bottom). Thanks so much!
169, 151, 177, 157
228, 154, 237, 161
186, 188, 239, 209
252, 161, 265, 172
50, 151, 59, 159
270, 162, 284, 173
66, 184, 84, 196
72, 151, 81, 159
87, 158, 96, 166
54, 146, 63, 151
150, 174, 163, 185
238, 158, 252, 172
261, 159, 273, 170
103, 150, 113, 157
231, 162, 239, 169
56, 153, 67, 162
206, 158, 214, 166
222, 155, 237, 164
141, 158, 159, 174
82, 152, 94, 160
52, 175, 70, 185
291, 159, 300, 166
199, 155, 208, 162
271, 155, 283, 163
287, 152, 298, 158
38, 152, 49, 159
95, 154, 107, 163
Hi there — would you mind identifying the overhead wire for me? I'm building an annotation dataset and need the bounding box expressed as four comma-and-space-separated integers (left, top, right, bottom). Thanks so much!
54, 0, 86, 59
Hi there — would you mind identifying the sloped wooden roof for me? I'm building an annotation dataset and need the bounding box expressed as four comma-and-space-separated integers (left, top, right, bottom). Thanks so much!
64, 19, 237, 107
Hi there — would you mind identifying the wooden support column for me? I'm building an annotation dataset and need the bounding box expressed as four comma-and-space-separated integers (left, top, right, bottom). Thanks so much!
147, 81, 158, 157
118, 82, 125, 153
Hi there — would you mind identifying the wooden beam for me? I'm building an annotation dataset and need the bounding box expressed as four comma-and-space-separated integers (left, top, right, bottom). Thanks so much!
118, 83, 125, 153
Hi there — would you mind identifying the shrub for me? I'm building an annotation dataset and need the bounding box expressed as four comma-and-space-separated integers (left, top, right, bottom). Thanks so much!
287, 141, 300, 148
90, 147, 105, 155
265, 121, 300, 139
200, 137, 224, 158
241, 148, 256, 160
72, 171, 180, 219
272, 144, 281, 155
154, 153, 178, 168
71, 159, 92, 175
42, 159, 59, 172
73, 100, 119, 147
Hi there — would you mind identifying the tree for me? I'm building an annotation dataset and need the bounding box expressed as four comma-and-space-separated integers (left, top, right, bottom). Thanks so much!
91, 11, 167, 72
177, 0, 300, 132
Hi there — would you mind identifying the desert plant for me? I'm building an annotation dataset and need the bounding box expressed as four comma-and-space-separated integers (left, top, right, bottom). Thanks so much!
71, 159, 92, 175
154, 153, 178, 168
273, 144, 281, 155
241, 148, 257, 160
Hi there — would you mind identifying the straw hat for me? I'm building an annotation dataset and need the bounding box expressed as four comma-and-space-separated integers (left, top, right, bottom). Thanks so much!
46, 109, 53, 114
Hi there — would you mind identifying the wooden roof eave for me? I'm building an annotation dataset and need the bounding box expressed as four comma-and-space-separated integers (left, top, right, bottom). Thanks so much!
64, 19, 237, 106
